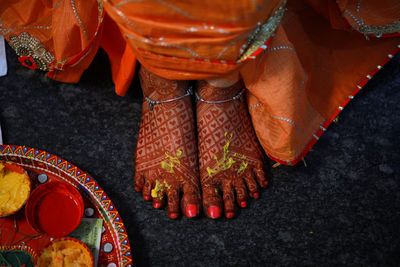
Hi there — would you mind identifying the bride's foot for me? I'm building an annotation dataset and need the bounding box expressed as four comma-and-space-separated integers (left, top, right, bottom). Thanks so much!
134, 67, 201, 219
196, 79, 268, 219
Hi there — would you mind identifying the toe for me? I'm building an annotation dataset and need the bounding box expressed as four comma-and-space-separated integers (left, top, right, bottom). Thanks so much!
234, 178, 248, 208
222, 180, 235, 218
134, 172, 144, 192
142, 179, 153, 201
185, 204, 198, 218
152, 198, 164, 209
181, 183, 201, 218
208, 205, 221, 219
169, 212, 179, 219
254, 167, 268, 188
151, 179, 167, 208
244, 171, 259, 199
202, 185, 222, 219
167, 187, 180, 219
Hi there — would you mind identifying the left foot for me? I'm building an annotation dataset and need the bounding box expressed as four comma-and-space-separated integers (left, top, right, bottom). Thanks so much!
196, 80, 268, 219
134, 67, 201, 219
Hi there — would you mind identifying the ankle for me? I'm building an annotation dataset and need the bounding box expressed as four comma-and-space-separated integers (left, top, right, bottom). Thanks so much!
205, 71, 239, 88
197, 80, 244, 102
139, 66, 188, 100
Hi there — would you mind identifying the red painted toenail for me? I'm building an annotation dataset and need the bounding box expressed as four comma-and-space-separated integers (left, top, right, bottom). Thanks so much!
226, 212, 234, 219
135, 186, 141, 192
153, 202, 162, 209
240, 201, 247, 208
144, 195, 151, 201
253, 192, 259, 199
185, 204, 198, 218
208, 206, 221, 219
169, 212, 179, 219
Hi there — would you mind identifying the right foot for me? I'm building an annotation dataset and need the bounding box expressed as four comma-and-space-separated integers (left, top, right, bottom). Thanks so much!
134, 67, 201, 219
196, 80, 268, 219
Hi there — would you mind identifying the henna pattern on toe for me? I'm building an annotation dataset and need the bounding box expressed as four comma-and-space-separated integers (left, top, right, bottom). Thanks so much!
134, 67, 201, 219
196, 80, 268, 219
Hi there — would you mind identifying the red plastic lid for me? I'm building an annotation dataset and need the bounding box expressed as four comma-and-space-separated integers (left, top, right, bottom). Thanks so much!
25, 181, 84, 238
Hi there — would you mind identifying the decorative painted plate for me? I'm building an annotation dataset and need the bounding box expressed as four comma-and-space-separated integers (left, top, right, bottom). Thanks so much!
0, 145, 133, 267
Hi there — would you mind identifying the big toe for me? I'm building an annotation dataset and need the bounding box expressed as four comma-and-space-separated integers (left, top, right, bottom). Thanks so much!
202, 185, 223, 219
181, 184, 201, 218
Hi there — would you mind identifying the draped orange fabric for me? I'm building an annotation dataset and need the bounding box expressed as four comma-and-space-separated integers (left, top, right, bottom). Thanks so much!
103, 0, 284, 80
100, 13, 136, 96
0, 0, 103, 82
1, 0, 399, 165
242, 0, 400, 164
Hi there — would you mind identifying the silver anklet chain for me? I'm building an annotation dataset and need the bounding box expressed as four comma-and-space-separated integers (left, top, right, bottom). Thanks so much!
195, 88, 245, 104
144, 85, 193, 111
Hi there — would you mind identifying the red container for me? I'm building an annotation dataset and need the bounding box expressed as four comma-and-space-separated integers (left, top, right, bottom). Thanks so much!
25, 181, 84, 237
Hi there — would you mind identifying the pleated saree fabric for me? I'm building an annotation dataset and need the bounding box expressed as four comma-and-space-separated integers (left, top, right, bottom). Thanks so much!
1, 0, 399, 165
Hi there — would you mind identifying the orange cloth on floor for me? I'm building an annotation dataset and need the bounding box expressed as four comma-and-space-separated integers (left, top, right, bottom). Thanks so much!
1, 0, 399, 165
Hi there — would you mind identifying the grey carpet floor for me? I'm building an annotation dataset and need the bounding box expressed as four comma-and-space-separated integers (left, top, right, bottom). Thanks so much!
1, 44, 399, 266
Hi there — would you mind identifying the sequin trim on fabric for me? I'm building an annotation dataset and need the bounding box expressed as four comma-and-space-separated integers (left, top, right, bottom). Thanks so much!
239, 0, 286, 62
8, 32, 55, 71
358, 21, 400, 36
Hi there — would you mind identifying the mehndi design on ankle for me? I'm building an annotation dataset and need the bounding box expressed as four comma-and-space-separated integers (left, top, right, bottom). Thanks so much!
195, 88, 244, 104
144, 86, 193, 111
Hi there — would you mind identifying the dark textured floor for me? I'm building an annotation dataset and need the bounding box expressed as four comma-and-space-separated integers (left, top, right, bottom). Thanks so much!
1, 44, 400, 266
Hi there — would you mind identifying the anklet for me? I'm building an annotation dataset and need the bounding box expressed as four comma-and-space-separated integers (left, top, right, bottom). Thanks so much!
195, 88, 245, 104
144, 86, 193, 111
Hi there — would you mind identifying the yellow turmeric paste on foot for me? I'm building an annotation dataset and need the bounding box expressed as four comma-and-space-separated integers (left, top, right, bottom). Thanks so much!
0, 162, 30, 216
151, 180, 164, 199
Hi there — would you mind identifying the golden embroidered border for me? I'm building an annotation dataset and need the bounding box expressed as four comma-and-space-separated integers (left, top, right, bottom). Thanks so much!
358, 21, 400, 36
239, 0, 286, 62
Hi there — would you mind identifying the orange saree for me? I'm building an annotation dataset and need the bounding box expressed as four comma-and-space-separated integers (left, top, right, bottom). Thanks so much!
1, 0, 399, 165
0, 0, 103, 82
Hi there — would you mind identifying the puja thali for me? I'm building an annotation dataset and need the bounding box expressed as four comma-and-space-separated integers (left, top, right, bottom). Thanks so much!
0, 145, 133, 267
